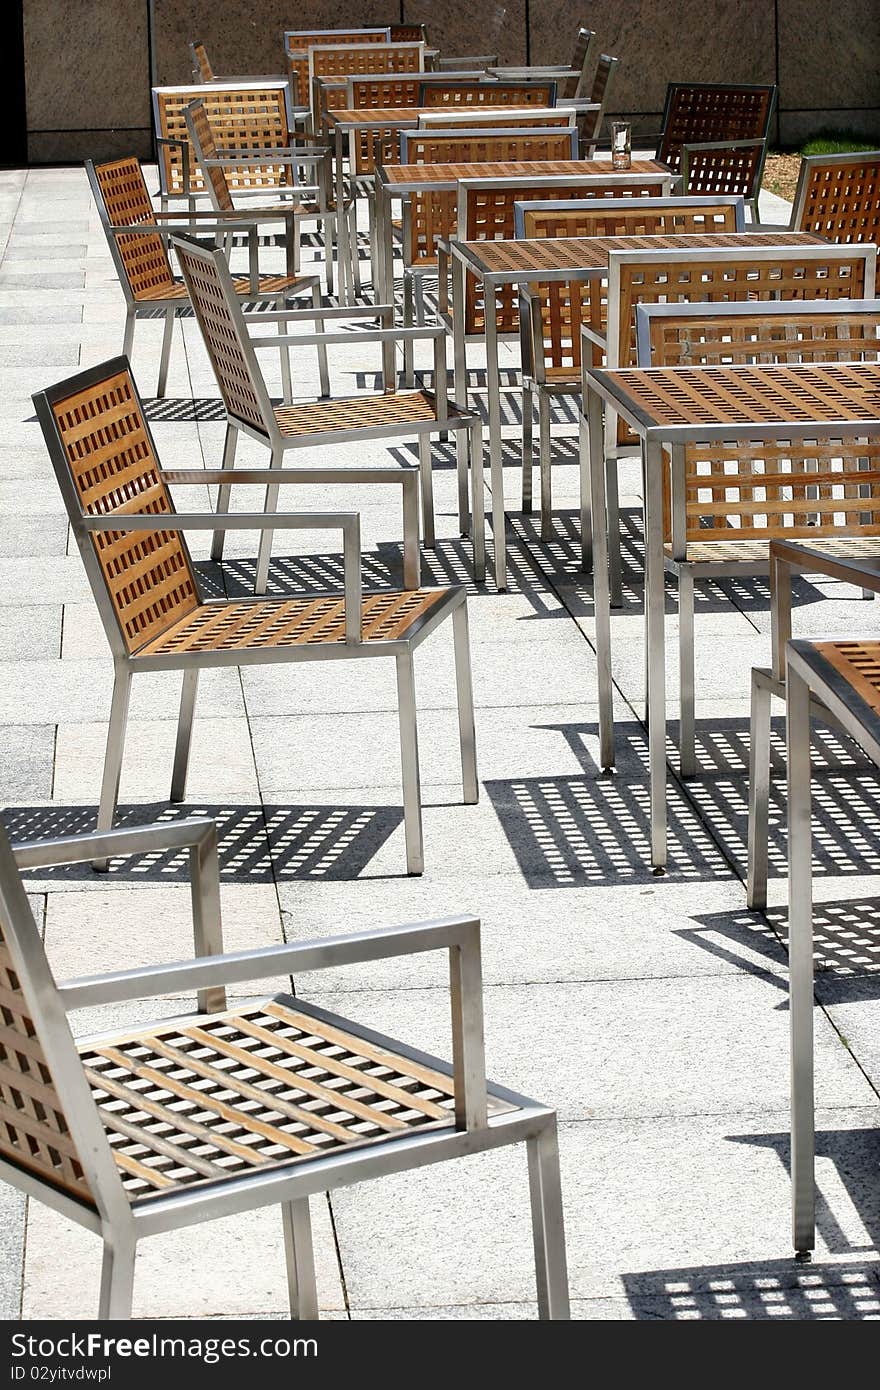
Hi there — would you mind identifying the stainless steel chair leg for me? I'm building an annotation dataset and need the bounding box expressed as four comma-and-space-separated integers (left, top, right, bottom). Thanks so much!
123, 306, 135, 359
678, 566, 696, 778
538, 390, 553, 541
452, 602, 479, 803
278, 314, 292, 404
787, 661, 816, 1260
747, 669, 773, 911
418, 433, 436, 548
413, 272, 426, 326
527, 1122, 571, 1320
522, 380, 534, 513
606, 454, 623, 608
98, 1234, 137, 1320
211, 423, 237, 562
282, 1198, 319, 1320
312, 283, 330, 398
157, 307, 175, 398
255, 449, 281, 595
170, 669, 199, 803
402, 273, 415, 388
324, 216, 335, 297
349, 204, 362, 295
470, 419, 486, 582
94, 667, 132, 870
395, 649, 424, 875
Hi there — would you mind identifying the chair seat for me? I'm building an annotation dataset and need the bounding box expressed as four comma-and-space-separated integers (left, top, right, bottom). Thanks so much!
79, 995, 513, 1202
138, 590, 449, 657
134, 272, 315, 304
813, 640, 880, 717
667, 534, 880, 566
273, 390, 466, 439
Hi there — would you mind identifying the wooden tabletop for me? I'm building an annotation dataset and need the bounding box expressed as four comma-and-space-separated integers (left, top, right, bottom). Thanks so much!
381, 157, 669, 189
584, 362, 880, 437
452, 229, 829, 280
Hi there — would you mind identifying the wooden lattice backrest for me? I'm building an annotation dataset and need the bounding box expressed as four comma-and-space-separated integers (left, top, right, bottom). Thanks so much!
345, 78, 421, 176
190, 41, 214, 82
636, 305, 880, 543
794, 152, 880, 244
48, 367, 200, 653
609, 241, 874, 446
308, 42, 424, 82
91, 158, 176, 303
682, 141, 766, 201
418, 82, 556, 108
390, 24, 428, 43
173, 238, 272, 440
403, 130, 577, 271
153, 85, 291, 197
656, 82, 775, 173
285, 31, 392, 104
0, 838, 95, 1205
186, 99, 234, 211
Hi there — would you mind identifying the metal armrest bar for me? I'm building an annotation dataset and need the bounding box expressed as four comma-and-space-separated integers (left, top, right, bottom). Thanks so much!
682, 137, 766, 153
243, 305, 394, 322
59, 915, 488, 1129
250, 326, 447, 347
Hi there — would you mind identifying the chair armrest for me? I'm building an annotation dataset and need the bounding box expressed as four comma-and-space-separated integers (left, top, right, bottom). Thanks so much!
243, 304, 394, 323
15, 819, 225, 1014
59, 915, 488, 1131
249, 325, 446, 348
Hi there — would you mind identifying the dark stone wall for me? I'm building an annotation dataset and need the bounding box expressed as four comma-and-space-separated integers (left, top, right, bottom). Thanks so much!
22, 0, 880, 162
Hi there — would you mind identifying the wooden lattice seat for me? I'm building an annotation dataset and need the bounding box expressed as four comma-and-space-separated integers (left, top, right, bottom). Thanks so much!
139, 591, 447, 657
668, 535, 880, 566
273, 391, 466, 438
135, 271, 312, 302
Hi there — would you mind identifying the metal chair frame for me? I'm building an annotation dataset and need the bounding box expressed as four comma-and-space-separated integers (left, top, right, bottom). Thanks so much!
34, 356, 480, 876
86, 157, 322, 400
0, 813, 570, 1317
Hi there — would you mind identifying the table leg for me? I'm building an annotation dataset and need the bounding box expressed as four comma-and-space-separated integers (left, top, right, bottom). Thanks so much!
787, 659, 815, 1260
483, 282, 506, 591
585, 384, 613, 769
644, 438, 667, 868
771, 553, 793, 684
452, 255, 470, 535
334, 125, 349, 303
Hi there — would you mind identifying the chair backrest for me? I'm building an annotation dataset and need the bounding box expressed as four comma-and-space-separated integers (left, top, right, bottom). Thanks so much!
791, 150, 880, 244
172, 235, 275, 443
400, 128, 579, 272
390, 23, 428, 44
190, 40, 214, 82
420, 109, 573, 130
580, 54, 619, 151
516, 193, 745, 239
185, 99, 235, 211
606, 239, 877, 445
152, 83, 292, 198
284, 29, 392, 104
680, 139, 767, 205
0, 820, 124, 1213
634, 301, 880, 545
458, 179, 684, 337
348, 75, 423, 109
418, 81, 557, 108
87, 157, 176, 304
34, 360, 201, 656
307, 43, 425, 124
563, 26, 595, 101
655, 81, 776, 173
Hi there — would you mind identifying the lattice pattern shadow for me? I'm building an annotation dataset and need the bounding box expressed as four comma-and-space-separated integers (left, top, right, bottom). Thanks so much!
621, 1259, 880, 1320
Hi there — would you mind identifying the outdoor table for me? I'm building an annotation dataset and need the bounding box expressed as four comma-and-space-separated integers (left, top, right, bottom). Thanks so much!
580, 360, 880, 869
448, 228, 824, 589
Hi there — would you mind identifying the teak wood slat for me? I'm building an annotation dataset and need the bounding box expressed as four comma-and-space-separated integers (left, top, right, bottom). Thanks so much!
815, 641, 880, 715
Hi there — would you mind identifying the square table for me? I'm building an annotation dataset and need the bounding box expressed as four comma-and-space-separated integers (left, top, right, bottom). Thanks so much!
580, 360, 880, 867
447, 229, 826, 589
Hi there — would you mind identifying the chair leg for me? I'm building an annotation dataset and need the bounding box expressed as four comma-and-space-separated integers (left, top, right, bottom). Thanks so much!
469, 419, 486, 583
538, 390, 553, 541
452, 602, 478, 803
255, 448, 282, 595
402, 274, 415, 388
747, 670, 773, 911
788, 663, 816, 1261
94, 667, 132, 871
521, 380, 534, 513
278, 313, 292, 404
349, 204, 362, 295
170, 669, 199, 802
418, 434, 436, 548
282, 1198, 319, 1320
211, 423, 238, 562
395, 649, 424, 875
527, 1121, 570, 1320
122, 306, 135, 360
156, 307, 175, 398
678, 567, 696, 778
98, 1234, 136, 1320
324, 216, 335, 297
312, 282, 330, 398
606, 454, 623, 608
413, 272, 426, 325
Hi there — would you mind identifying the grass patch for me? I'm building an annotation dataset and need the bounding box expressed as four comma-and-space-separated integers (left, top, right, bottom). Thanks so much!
800, 131, 880, 156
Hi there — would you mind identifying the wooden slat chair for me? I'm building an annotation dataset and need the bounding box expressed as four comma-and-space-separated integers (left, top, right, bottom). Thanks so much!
87, 156, 322, 399
283, 28, 392, 105
780, 150, 880, 243
390, 23, 429, 44
488, 26, 596, 102
34, 357, 480, 876
653, 81, 776, 219
633, 299, 880, 780
152, 82, 305, 208
593, 238, 878, 604
417, 81, 557, 108
308, 43, 425, 133
185, 97, 357, 298
516, 196, 746, 533
188, 39, 289, 92
0, 810, 571, 1317
578, 54, 620, 158
171, 233, 485, 588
